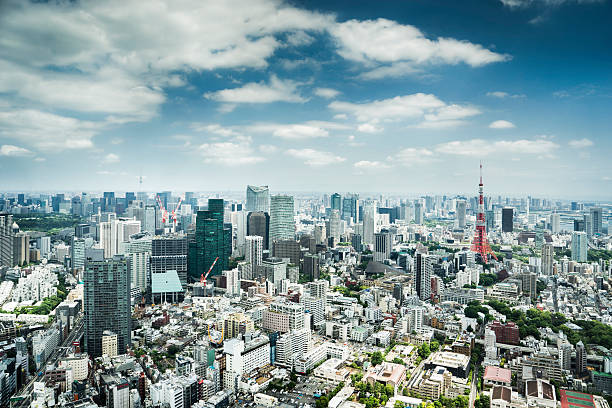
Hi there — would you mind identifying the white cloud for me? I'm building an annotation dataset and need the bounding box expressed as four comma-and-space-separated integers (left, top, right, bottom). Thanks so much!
191, 123, 241, 138
330, 18, 509, 79
259, 144, 279, 154
314, 88, 341, 99
286, 31, 315, 47
286, 148, 346, 166
0, 144, 33, 157
0, 0, 332, 126
330, 93, 480, 129
247, 121, 347, 140
0, 109, 99, 151
568, 138, 593, 148
357, 123, 383, 133
489, 120, 516, 129
354, 160, 390, 170
500, 0, 602, 7
358, 62, 422, 80
330, 93, 445, 122
199, 141, 264, 166
333, 114, 348, 120
435, 138, 559, 156
204, 75, 306, 104
486, 91, 525, 98
388, 148, 435, 165
103, 153, 120, 164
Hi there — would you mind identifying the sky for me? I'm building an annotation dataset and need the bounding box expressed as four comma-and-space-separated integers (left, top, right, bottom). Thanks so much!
0, 0, 611, 199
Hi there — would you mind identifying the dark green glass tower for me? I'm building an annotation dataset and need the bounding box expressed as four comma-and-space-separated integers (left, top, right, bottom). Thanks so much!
192, 199, 229, 280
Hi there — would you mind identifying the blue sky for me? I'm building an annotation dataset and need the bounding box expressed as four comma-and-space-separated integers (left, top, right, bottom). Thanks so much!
0, 0, 610, 198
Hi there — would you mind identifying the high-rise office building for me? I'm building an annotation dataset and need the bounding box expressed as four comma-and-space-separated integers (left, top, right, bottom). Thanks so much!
485, 210, 495, 231
589, 207, 603, 236
194, 199, 230, 280
144, 205, 157, 234
151, 235, 188, 288
72, 237, 86, 273
574, 218, 585, 232
84, 256, 131, 358
0, 213, 15, 268
550, 213, 561, 234
374, 231, 392, 262
341, 194, 359, 223
121, 233, 152, 293
541, 243, 554, 276
244, 236, 263, 280
328, 209, 341, 241
502, 207, 514, 233
269, 195, 295, 244
302, 254, 320, 281
456, 200, 467, 228
247, 211, 269, 250
414, 253, 434, 301
246, 185, 270, 213
330, 193, 342, 212
12, 232, 29, 266
273, 240, 300, 265
100, 219, 141, 258
414, 201, 424, 225
576, 341, 586, 375
571, 231, 587, 262
363, 204, 376, 245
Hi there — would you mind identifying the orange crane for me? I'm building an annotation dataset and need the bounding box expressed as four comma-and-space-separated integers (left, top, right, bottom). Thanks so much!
200, 257, 219, 286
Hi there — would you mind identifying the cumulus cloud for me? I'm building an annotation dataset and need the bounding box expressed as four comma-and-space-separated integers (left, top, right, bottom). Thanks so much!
354, 160, 390, 170
500, 0, 602, 7
247, 121, 348, 140
286, 148, 346, 166
388, 148, 435, 165
0, 144, 33, 157
314, 88, 341, 99
330, 93, 480, 129
489, 120, 516, 129
0, 109, 99, 151
435, 138, 559, 156
568, 138, 593, 148
330, 18, 509, 79
199, 140, 264, 166
204, 75, 306, 104
486, 91, 525, 98
103, 153, 120, 164
357, 123, 383, 133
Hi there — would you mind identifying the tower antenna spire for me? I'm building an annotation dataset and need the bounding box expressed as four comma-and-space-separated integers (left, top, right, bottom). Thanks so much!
471, 162, 498, 263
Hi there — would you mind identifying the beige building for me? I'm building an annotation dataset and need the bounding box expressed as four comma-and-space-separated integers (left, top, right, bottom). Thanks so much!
101, 331, 118, 357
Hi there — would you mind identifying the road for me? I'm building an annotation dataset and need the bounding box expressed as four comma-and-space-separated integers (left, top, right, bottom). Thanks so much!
11, 317, 84, 408
468, 366, 478, 408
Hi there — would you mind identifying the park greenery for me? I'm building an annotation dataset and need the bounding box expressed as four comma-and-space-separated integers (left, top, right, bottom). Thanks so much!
478, 273, 498, 287
13, 214, 82, 234
315, 382, 345, 408
354, 380, 395, 408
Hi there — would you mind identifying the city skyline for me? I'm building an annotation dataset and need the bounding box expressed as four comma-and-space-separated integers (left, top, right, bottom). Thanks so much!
1, 0, 611, 198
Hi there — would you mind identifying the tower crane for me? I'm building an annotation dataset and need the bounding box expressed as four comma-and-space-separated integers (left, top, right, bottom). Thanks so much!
200, 257, 220, 286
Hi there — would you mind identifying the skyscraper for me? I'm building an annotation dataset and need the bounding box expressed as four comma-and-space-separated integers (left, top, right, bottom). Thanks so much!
341, 194, 359, 223
330, 193, 341, 211
84, 256, 131, 358
246, 185, 270, 213
541, 243, 554, 276
502, 207, 513, 232
550, 212, 561, 234
151, 235, 188, 288
414, 201, 424, 225
589, 207, 603, 236
571, 231, 587, 262
374, 230, 392, 262
121, 233, 152, 294
244, 235, 263, 280
328, 209, 341, 242
456, 200, 466, 228
269, 195, 295, 244
414, 253, 434, 301
362, 204, 376, 246
194, 199, 230, 279
247, 211, 269, 250
1, 213, 15, 267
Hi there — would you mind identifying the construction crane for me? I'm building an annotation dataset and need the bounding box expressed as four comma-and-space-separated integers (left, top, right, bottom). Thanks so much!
200, 257, 219, 286
156, 195, 169, 225
170, 197, 182, 226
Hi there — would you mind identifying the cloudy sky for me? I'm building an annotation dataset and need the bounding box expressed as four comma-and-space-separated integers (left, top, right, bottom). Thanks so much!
0, 0, 611, 198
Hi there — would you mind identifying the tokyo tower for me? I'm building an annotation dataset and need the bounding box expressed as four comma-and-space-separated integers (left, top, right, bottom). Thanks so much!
471, 163, 498, 263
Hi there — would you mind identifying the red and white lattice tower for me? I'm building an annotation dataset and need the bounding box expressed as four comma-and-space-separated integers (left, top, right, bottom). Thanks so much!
471, 163, 498, 263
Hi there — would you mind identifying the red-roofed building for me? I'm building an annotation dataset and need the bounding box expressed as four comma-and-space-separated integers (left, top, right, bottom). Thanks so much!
560, 389, 596, 408
488, 321, 520, 345
484, 366, 512, 389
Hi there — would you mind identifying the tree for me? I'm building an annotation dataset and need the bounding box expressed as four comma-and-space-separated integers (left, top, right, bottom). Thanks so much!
475, 395, 490, 408
430, 340, 440, 352
418, 343, 430, 359
394, 401, 404, 408
371, 351, 383, 366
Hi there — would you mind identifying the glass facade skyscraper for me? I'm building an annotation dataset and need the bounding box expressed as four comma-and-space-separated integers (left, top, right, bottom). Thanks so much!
84, 256, 131, 358
246, 185, 270, 213
269, 195, 295, 244
193, 199, 230, 279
